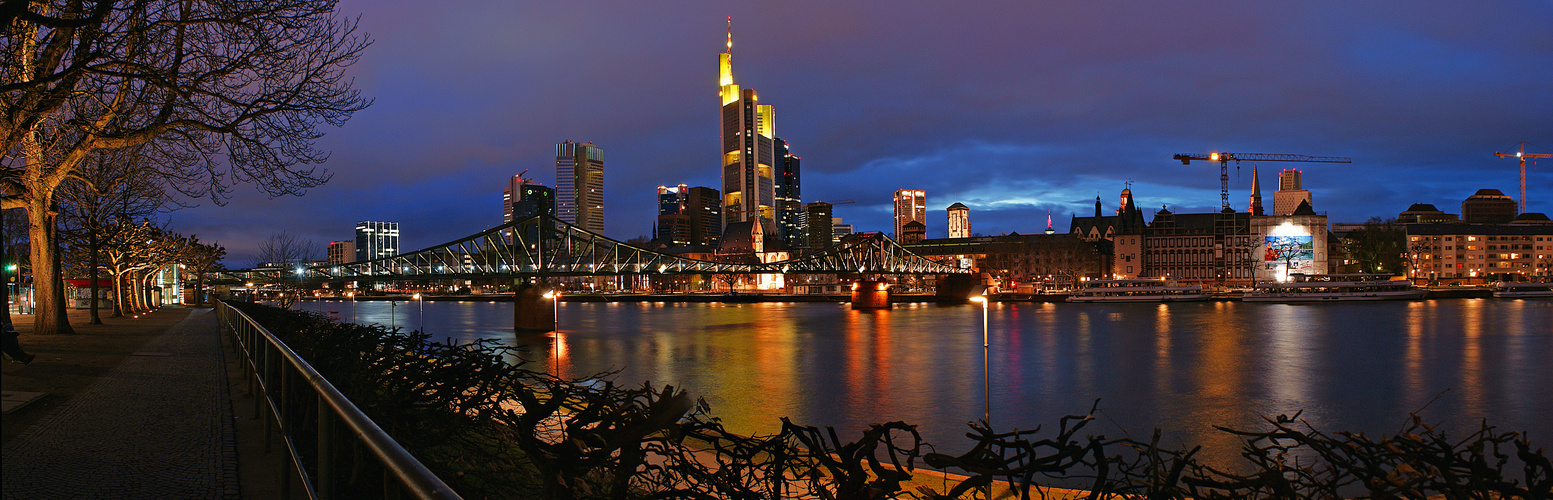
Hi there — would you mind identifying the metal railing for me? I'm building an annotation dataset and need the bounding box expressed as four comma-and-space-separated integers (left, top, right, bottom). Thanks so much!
217, 300, 462, 500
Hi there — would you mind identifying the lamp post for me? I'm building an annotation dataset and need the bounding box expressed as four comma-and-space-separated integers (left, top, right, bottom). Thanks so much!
543, 289, 561, 376
346, 291, 355, 323
413, 292, 423, 332
969, 293, 991, 500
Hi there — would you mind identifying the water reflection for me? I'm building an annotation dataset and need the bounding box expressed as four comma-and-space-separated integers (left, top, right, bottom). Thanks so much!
295, 299, 1553, 469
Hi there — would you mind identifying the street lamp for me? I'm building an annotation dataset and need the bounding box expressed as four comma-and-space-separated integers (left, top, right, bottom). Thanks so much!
413, 292, 423, 332
543, 289, 561, 376
346, 292, 355, 323
968, 293, 992, 500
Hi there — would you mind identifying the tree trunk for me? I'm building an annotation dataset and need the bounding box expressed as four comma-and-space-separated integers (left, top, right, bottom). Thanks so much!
88, 238, 102, 324
1, 211, 11, 326
27, 201, 73, 334
111, 270, 126, 317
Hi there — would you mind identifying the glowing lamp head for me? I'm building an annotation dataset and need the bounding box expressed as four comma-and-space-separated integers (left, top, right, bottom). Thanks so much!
969, 296, 986, 304
1209, 152, 1220, 161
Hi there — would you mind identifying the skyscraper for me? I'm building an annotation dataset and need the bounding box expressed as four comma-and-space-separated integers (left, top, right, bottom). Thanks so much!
774, 138, 804, 248
1272, 168, 1312, 216
556, 140, 604, 234
718, 19, 777, 233
947, 202, 971, 238
805, 202, 834, 250
354, 221, 399, 262
894, 189, 926, 240
685, 186, 722, 246
658, 184, 692, 246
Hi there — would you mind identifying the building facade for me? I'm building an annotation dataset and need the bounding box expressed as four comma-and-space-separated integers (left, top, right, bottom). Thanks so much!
719, 23, 777, 232
354, 221, 399, 262
327, 241, 355, 265
774, 138, 804, 249
1272, 168, 1313, 216
804, 202, 834, 250
893, 189, 926, 241
657, 184, 692, 247
947, 202, 971, 238
1461, 188, 1518, 224
685, 186, 722, 247
556, 140, 604, 234
1250, 208, 1329, 282
1405, 222, 1553, 284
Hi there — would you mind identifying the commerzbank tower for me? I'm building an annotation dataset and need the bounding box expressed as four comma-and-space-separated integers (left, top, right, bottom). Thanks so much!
717, 18, 778, 233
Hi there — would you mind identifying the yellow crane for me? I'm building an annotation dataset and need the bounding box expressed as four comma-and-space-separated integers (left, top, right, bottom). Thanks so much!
1494, 141, 1552, 213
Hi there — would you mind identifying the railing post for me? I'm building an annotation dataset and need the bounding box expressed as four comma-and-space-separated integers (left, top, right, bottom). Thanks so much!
318, 394, 334, 500
280, 361, 293, 499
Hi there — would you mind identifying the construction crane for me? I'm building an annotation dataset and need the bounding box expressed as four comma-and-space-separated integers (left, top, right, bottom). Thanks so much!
1494, 141, 1551, 214
1173, 152, 1353, 210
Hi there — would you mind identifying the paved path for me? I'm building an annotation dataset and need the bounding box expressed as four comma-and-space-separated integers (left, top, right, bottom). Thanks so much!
2, 308, 239, 499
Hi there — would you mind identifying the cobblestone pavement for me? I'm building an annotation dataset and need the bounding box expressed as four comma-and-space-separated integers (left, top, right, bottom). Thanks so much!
2, 308, 239, 499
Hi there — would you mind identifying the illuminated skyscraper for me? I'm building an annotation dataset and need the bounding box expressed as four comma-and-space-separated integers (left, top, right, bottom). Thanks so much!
718, 19, 777, 233
894, 189, 926, 240
556, 140, 604, 234
354, 221, 399, 262
947, 202, 971, 238
774, 138, 804, 248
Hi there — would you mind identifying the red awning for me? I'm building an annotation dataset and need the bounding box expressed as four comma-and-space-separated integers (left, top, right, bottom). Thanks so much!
65, 279, 115, 287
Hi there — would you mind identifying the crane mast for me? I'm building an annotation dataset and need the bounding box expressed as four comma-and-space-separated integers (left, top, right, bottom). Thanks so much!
1174, 152, 1353, 210
1494, 141, 1551, 214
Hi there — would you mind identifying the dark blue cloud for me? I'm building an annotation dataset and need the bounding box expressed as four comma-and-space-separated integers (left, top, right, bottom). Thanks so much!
166, 0, 1553, 262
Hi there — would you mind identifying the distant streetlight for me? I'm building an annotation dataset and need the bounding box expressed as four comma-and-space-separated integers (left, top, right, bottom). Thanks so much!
413, 292, 423, 332
543, 289, 562, 376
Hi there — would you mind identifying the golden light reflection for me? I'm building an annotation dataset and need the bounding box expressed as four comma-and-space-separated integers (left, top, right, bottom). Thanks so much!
1458, 299, 1484, 414
1192, 300, 1249, 469
1404, 300, 1427, 408
1154, 304, 1172, 397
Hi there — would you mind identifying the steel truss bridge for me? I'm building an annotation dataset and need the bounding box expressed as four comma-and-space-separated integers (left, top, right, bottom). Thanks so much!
225, 215, 967, 283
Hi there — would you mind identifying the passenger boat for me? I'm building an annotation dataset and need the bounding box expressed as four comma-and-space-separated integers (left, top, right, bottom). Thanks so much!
1492, 281, 1553, 298
1243, 273, 1426, 302
1066, 278, 1209, 303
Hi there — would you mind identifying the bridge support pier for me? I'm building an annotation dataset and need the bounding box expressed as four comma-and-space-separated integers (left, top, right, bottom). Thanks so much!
514, 283, 558, 333
851, 280, 891, 310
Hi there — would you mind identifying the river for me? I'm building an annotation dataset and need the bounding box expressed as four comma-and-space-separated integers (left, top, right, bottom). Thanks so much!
295, 298, 1552, 468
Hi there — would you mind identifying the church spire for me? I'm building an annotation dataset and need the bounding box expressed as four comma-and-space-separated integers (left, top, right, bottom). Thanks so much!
1249, 164, 1264, 216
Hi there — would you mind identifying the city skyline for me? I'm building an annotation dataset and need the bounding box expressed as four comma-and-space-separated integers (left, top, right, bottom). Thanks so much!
158, 1, 1552, 264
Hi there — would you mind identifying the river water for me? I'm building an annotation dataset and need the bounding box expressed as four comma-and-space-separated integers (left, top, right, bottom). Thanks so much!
296, 298, 1551, 468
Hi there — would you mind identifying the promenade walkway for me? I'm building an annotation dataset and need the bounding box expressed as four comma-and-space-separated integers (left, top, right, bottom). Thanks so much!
2, 308, 239, 499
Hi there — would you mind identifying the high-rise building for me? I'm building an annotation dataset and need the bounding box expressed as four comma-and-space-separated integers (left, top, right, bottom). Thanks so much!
805, 202, 835, 250
504, 174, 556, 222
657, 184, 692, 246
947, 202, 971, 238
354, 221, 399, 262
327, 241, 355, 265
774, 138, 804, 248
685, 186, 722, 246
718, 19, 778, 233
1272, 168, 1313, 216
894, 189, 926, 240
556, 140, 604, 234
831, 217, 853, 244
1461, 188, 1518, 224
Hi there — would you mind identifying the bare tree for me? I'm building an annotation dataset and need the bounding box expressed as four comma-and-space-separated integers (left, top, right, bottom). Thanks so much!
256, 231, 320, 267
57, 148, 168, 323
1, 0, 371, 333
180, 237, 224, 306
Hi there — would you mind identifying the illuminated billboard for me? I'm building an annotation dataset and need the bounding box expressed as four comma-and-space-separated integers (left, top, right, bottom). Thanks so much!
1264, 235, 1315, 278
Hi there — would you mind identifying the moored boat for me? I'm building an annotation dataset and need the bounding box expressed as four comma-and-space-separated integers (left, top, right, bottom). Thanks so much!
1243, 273, 1426, 302
1493, 281, 1553, 298
1067, 278, 1209, 303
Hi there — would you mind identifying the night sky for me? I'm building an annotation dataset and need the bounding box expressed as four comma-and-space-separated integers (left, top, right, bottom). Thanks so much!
163, 1, 1553, 266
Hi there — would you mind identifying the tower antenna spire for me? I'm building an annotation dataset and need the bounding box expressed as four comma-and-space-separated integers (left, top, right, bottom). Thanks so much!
726, 16, 733, 53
